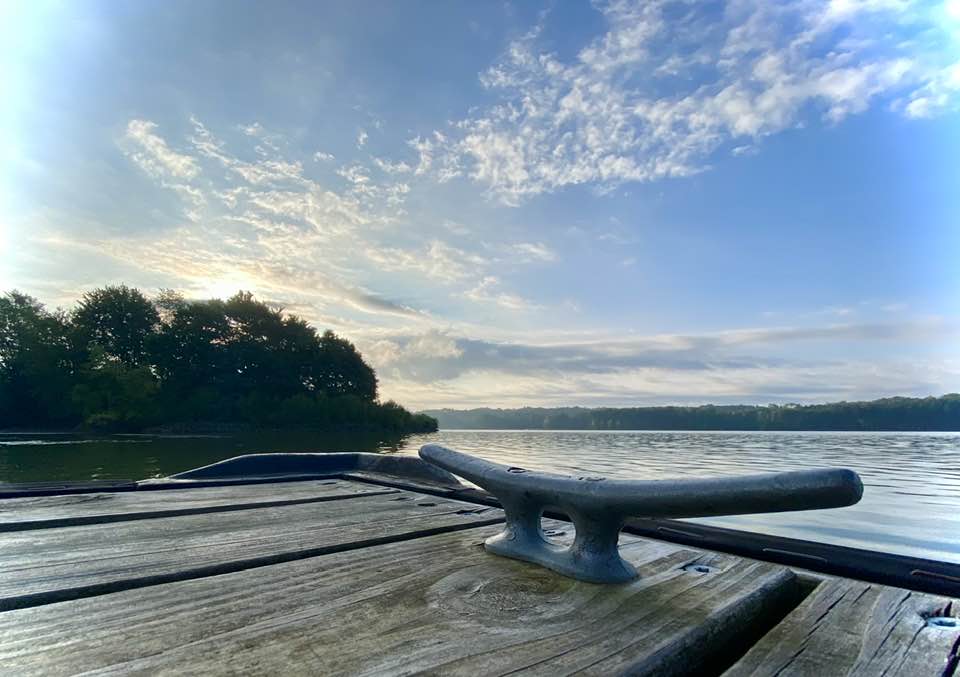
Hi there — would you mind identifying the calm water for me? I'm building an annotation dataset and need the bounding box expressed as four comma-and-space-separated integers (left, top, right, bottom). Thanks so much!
2, 429, 958, 564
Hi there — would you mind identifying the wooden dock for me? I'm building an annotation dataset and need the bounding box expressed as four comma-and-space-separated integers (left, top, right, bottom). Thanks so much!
1, 471, 957, 675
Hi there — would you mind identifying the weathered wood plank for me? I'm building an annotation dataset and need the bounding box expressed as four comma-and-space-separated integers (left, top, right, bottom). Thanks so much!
0, 478, 394, 530
0, 491, 502, 610
343, 470, 466, 494
0, 521, 801, 676
0, 479, 136, 497
724, 577, 960, 676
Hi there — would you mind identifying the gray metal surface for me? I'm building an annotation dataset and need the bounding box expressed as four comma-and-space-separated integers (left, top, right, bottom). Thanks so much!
419, 444, 863, 583
166, 452, 462, 487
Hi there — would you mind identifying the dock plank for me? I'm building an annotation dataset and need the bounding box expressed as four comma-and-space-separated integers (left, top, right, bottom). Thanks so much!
724, 576, 960, 676
0, 479, 391, 530
0, 521, 802, 676
0, 489, 502, 610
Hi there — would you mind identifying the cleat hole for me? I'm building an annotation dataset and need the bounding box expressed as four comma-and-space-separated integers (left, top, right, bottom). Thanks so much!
541, 511, 572, 545
926, 616, 958, 628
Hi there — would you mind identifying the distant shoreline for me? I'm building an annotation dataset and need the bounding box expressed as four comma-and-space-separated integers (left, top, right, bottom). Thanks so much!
422, 394, 960, 432
432, 427, 960, 433
3, 427, 958, 436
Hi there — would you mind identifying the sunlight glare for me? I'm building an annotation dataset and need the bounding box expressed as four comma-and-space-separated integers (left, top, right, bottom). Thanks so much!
947, 0, 960, 20
191, 276, 260, 301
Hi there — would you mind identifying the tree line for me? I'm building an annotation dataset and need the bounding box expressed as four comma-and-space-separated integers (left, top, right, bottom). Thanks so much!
0, 286, 437, 433
424, 395, 960, 431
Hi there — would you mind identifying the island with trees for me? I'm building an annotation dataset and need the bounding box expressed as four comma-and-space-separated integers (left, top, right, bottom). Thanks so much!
0, 287, 437, 434
423, 395, 960, 431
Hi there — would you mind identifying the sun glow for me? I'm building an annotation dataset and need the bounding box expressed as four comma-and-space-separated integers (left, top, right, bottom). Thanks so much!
190, 276, 261, 301
947, 0, 960, 21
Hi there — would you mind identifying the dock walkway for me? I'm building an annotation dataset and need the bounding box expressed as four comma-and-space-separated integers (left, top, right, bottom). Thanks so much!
1, 473, 957, 675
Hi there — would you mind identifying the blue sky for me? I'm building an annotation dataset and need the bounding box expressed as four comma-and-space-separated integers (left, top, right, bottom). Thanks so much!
2, 0, 959, 408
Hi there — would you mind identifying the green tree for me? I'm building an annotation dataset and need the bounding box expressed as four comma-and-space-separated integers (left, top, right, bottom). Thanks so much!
72, 285, 159, 366
150, 299, 232, 387
316, 330, 378, 401
0, 285, 435, 433
0, 292, 76, 427
71, 345, 158, 431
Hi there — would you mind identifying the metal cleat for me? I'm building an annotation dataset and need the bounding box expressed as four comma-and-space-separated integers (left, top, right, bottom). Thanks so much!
420, 444, 863, 584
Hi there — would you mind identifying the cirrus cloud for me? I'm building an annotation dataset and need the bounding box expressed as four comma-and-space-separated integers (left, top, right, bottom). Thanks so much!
410, 0, 960, 203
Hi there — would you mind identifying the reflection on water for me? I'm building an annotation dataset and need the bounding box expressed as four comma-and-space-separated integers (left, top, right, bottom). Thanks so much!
0, 431, 409, 484
1, 429, 958, 563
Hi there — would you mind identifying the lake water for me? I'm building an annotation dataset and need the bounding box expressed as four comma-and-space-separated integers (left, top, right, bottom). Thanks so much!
2, 429, 958, 564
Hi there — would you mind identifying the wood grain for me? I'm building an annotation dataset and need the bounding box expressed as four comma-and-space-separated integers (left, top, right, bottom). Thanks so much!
0, 520, 801, 676
724, 576, 960, 676
0, 490, 502, 610
0, 479, 393, 531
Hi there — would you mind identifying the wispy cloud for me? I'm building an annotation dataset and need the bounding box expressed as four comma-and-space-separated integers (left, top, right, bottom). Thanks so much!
409, 0, 959, 203
364, 240, 488, 284
372, 157, 413, 174
110, 118, 437, 321
370, 319, 954, 380
464, 276, 540, 311
123, 120, 199, 180
510, 242, 557, 262
367, 319, 960, 407
106, 116, 548, 329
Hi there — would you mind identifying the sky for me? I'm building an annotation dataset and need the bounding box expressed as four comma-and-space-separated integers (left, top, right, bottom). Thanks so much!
1, 0, 959, 410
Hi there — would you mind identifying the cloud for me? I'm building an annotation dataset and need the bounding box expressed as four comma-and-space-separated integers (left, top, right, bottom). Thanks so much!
108, 116, 550, 328
239, 122, 263, 136
366, 330, 465, 377
122, 119, 206, 221
364, 240, 488, 284
510, 242, 557, 262
464, 276, 539, 311
104, 116, 447, 324
366, 319, 957, 381
714, 319, 954, 347
54, 225, 426, 320
373, 157, 413, 174
336, 164, 371, 185
899, 61, 960, 118
409, 132, 461, 181
123, 120, 200, 180
409, 0, 958, 203
366, 319, 960, 407
189, 118, 307, 188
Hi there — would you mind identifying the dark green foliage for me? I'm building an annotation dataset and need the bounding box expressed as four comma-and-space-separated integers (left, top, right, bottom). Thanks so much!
0, 292, 76, 427
424, 395, 960, 431
72, 285, 160, 366
71, 346, 159, 431
0, 287, 437, 434
316, 330, 378, 401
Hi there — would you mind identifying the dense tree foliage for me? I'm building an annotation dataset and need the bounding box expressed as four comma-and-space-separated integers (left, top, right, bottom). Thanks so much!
425, 396, 960, 431
72, 285, 159, 367
0, 288, 436, 433
0, 292, 76, 426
